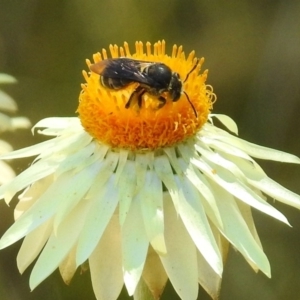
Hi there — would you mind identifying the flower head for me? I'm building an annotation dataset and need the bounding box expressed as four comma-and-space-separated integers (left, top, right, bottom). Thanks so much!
78, 40, 214, 150
0, 41, 300, 300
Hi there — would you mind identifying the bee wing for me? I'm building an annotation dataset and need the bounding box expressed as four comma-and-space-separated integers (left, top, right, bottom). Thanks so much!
89, 60, 108, 75
90, 58, 156, 85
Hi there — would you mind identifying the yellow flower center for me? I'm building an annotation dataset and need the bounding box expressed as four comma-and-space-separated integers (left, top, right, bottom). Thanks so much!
77, 40, 215, 151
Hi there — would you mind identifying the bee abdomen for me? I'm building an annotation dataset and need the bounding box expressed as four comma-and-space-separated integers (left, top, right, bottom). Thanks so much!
100, 76, 131, 90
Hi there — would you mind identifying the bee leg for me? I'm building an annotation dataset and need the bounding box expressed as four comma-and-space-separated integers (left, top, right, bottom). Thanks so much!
157, 96, 166, 108
125, 86, 144, 109
137, 89, 146, 108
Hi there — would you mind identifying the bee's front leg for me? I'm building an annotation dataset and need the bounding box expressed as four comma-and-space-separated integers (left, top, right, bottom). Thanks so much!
157, 96, 166, 108
125, 86, 145, 109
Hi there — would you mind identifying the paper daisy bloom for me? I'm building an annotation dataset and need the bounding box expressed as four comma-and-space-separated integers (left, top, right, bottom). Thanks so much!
0, 73, 31, 184
0, 41, 300, 300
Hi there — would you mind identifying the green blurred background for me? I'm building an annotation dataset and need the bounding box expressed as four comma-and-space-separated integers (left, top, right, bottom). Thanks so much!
0, 1, 300, 299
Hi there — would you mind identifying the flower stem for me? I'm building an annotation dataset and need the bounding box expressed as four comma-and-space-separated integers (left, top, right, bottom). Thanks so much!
133, 279, 155, 300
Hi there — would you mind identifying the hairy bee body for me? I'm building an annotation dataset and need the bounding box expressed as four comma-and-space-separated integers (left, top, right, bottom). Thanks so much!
89, 57, 198, 116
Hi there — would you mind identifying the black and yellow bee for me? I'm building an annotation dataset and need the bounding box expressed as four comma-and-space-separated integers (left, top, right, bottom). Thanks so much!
89, 57, 199, 117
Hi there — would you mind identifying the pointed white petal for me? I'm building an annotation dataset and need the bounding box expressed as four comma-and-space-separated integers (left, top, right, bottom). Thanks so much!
142, 247, 168, 300
0, 138, 58, 160
55, 142, 96, 176
89, 214, 123, 300
117, 160, 136, 226
160, 194, 199, 300
122, 197, 149, 296
135, 153, 151, 194
14, 176, 53, 220
229, 155, 300, 209
53, 160, 102, 231
76, 176, 119, 266
203, 124, 300, 163
236, 201, 262, 272
33, 117, 80, 132
0, 171, 84, 249
204, 180, 271, 277
59, 246, 77, 285
191, 157, 290, 225
29, 198, 88, 290
174, 175, 223, 276
17, 219, 52, 273
163, 147, 183, 176
0, 159, 57, 204
153, 155, 180, 213
176, 155, 222, 226
114, 149, 128, 184
210, 114, 238, 135
139, 170, 166, 255
197, 251, 222, 300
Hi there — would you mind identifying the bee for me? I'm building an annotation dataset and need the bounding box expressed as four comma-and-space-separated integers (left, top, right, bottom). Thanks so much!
89, 57, 199, 117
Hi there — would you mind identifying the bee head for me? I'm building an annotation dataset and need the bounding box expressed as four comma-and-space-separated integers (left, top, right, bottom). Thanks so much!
169, 72, 182, 101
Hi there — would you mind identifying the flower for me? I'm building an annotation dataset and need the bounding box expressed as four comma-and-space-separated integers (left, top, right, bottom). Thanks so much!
0, 73, 31, 184
0, 41, 300, 300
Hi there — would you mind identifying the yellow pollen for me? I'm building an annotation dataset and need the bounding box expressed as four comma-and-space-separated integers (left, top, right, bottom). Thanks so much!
77, 40, 215, 151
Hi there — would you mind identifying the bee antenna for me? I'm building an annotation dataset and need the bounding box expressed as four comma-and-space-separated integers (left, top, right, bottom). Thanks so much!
183, 91, 198, 118
183, 58, 200, 83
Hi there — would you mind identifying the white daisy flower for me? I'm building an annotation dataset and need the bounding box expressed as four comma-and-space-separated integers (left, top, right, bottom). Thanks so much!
0, 41, 300, 300
0, 73, 31, 184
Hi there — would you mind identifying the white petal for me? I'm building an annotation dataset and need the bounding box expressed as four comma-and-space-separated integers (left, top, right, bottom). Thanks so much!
153, 155, 180, 213
210, 114, 238, 135
0, 170, 86, 249
0, 112, 15, 131
53, 160, 103, 232
195, 142, 245, 179
142, 247, 168, 299
191, 156, 290, 225
76, 176, 119, 266
160, 194, 199, 300
29, 198, 89, 290
55, 142, 97, 176
10, 116, 31, 130
122, 197, 149, 296
0, 138, 58, 160
174, 175, 223, 276
0, 161, 15, 184
203, 124, 300, 163
139, 170, 166, 255
197, 251, 221, 300
176, 151, 222, 226
59, 245, 77, 285
33, 117, 80, 132
17, 219, 52, 273
0, 73, 17, 84
163, 147, 183, 176
204, 180, 271, 277
135, 153, 151, 194
0, 159, 57, 204
117, 160, 136, 226
114, 149, 128, 184
0, 90, 17, 112
229, 155, 300, 209
236, 201, 262, 272
14, 176, 53, 220
89, 214, 123, 300
0, 139, 13, 154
